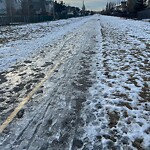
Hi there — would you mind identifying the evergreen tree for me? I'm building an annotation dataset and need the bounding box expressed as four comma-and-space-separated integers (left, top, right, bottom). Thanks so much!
135, 0, 145, 11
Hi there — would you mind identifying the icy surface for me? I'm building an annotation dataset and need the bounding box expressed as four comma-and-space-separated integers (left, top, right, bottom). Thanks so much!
0, 15, 150, 150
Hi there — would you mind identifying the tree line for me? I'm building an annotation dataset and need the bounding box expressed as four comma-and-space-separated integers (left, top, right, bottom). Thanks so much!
0, 0, 94, 25
101, 0, 150, 18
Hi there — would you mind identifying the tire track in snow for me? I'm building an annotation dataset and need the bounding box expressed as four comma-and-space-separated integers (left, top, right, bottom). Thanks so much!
0, 17, 100, 150
0, 31, 77, 134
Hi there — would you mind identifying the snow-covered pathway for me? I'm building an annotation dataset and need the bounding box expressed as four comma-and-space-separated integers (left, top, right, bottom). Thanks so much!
82, 16, 150, 149
0, 16, 92, 72
0, 15, 150, 150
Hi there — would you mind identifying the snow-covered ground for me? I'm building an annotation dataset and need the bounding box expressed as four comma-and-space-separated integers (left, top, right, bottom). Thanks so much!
84, 16, 150, 149
0, 15, 150, 150
0, 17, 92, 72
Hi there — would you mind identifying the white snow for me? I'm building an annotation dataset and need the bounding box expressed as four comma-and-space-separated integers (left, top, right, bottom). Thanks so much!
0, 16, 93, 72
0, 15, 149, 149
80, 15, 150, 149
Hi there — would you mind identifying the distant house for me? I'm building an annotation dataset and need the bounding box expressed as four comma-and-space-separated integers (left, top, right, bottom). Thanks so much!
6, 0, 22, 15
28, 0, 43, 15
67, 6, 74, 17
0, 0, 7, 15
22, 0, 53, 15
121, 1, 127, 13
45, 0, 54, 15
115, 4, 122, 11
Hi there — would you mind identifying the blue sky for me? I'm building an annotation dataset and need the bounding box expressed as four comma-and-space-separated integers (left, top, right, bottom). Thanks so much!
63, 0, 120, 11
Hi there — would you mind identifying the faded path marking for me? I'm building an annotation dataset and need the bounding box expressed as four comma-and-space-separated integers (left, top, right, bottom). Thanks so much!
0, 32, 75, 134
0, 57, 65, 134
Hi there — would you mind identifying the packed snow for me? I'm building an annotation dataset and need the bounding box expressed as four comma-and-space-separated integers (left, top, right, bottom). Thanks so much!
0, 15, 150, 150
81, 16, 150, 149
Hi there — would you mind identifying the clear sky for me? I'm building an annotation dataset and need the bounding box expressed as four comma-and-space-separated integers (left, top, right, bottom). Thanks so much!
63, 0, 120, 11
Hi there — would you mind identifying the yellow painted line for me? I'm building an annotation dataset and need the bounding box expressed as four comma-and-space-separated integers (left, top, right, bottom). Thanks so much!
0, 60, 63, 134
